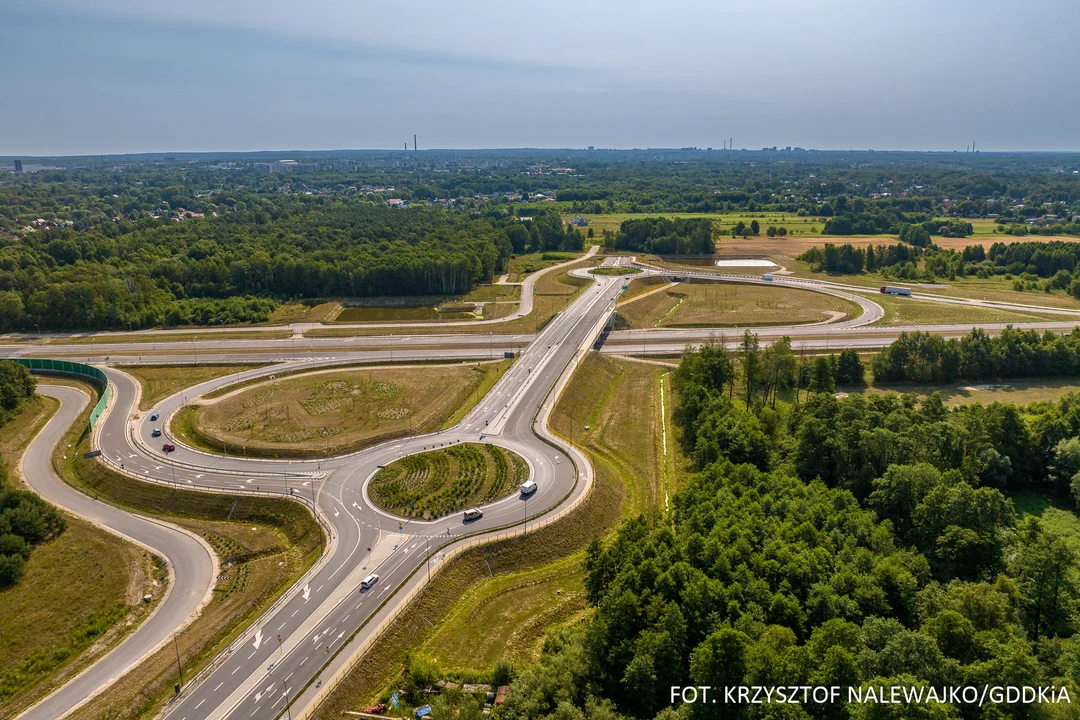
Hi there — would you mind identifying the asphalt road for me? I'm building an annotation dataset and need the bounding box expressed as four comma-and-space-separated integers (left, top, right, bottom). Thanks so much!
12, 261, 624, 720
17, 386, 216, 720
14, 252, 1080, 720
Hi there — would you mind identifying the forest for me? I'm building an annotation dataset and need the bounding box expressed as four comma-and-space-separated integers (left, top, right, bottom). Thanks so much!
0, 362, 64, 588
613, 218, 715, 255
3, 150, 1080, 329
495, 336, 1080, 719
0, 201, 582, 330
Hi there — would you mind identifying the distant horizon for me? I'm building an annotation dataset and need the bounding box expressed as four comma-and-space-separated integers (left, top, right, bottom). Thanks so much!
5, 146, 1080, 162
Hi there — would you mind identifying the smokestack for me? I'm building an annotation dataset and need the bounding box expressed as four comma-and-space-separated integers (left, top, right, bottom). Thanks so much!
730, 137, 733, 150
414, 135, 417, 152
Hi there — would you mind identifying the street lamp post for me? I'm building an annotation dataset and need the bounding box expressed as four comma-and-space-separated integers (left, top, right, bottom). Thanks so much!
267, 667, 294, 720
173, 630, 188, 692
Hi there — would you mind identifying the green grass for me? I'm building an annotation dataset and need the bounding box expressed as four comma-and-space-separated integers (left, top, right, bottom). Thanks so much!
123, 363, 268, 411
0, 395, 152, 718
370, 443, 528, 520
1011, 492, 1080, 554
49, 384, 325, 720
872, 294, 1064, 326
506, 252, 582, 282
589, 267, 642, 276
306, 355, 683, 715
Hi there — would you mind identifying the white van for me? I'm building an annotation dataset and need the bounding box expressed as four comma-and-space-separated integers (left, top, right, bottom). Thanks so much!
360, 573, 379, 590
520, 480, 538, 495
463, 508, 483, 521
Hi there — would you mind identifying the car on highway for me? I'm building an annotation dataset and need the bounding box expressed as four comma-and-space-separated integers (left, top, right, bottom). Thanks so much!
162, 442, 176, 453
150, 413, 159, 421
520, 479, 538, 495
360, 573, 379, 591
463, 507, 483, 521
151, 428, 162, 437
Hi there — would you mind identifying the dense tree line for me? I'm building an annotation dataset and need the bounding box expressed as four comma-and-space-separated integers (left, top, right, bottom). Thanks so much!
799, 238, 1080, 297
0, 362, 64, 588
871, 327, 1080, 384
0, 202, 583, 330
611, 218, 714, 255
497, 338, 1080, 719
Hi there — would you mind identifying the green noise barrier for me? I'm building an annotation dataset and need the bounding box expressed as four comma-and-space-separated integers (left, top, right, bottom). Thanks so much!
10, 358, 111, 429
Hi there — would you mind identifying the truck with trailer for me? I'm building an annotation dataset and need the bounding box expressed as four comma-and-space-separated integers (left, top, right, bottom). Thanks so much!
880, 285, 912, 297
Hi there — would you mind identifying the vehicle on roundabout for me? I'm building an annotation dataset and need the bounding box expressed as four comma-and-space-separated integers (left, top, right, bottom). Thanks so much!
520, 479, 538, 495
463, 507, 483, 521
162, 442, 175, 453
151, 428, 161, 437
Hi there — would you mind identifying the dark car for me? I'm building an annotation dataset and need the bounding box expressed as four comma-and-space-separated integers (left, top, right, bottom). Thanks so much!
151, 428, 162, 437
162, 443, 176, 453
150, 413, 159, 421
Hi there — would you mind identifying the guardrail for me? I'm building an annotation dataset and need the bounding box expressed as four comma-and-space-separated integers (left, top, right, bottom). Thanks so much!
11, 358, 111, 429
290, 282, 614, 719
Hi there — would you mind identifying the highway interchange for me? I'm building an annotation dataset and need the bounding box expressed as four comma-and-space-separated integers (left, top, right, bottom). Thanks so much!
10, 252, 1080, 720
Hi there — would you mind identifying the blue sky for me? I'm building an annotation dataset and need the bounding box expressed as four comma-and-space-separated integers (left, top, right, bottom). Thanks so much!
3, 0, 1079, 155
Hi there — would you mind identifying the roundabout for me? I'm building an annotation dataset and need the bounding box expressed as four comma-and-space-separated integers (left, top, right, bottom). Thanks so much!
17, 255, 623, 720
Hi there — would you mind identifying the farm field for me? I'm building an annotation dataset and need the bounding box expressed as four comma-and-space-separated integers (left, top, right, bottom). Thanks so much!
369, 443, 528, 520
571, 212, 1073, 247
617, 280, 859, 328
182, 362, 508, 457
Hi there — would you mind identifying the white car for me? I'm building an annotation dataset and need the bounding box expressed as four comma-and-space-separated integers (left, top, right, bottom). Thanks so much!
360, 573, 379, 591
520, 480, 538, 495
463, 508, 483, 521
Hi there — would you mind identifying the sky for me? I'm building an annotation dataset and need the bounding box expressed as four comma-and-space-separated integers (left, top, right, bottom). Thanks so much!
3, 0, 1079, 156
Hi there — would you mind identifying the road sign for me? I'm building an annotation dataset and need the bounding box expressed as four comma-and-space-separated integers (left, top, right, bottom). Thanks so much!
621, 285, 629, 290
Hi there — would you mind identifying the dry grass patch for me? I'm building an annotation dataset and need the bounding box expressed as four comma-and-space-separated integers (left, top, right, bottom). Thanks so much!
124, 363, 268, 411
618, 281, 858, 329
186, 363, 504, 458
852, 378, 1080, 407
270, 301, 343, 324
52, 330, 292, 345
